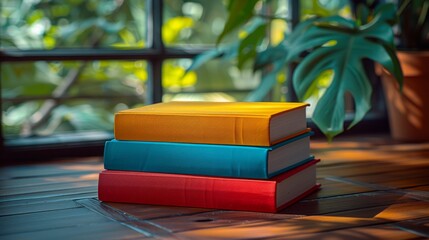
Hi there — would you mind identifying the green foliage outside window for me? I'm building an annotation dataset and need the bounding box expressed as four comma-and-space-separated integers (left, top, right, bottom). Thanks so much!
1, 0, 150, 138
1, 0, 360, 141
0, 0, 246, 139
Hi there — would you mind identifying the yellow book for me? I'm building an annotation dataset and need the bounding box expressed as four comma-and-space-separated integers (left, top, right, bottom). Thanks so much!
114, 101, 309, 146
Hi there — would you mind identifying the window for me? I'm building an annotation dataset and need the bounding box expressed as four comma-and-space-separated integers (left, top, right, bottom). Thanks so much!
1, 0, 154, 160
1, 0, 388, 160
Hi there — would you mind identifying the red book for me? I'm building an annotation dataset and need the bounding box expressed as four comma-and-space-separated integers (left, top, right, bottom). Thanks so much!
98, 160, 320, 213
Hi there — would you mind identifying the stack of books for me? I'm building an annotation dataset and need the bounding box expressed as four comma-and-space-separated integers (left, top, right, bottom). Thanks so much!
98, 101, 320, 213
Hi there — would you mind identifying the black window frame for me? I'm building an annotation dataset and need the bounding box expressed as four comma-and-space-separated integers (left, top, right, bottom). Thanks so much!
0, 0, 389, 162
0, 1, 186, 161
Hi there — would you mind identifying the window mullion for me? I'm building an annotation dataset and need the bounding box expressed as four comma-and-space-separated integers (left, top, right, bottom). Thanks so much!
146, 0, 164, 104
286, 0, 299, 102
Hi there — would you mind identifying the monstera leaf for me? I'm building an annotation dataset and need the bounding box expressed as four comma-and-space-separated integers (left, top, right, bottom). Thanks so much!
287, 4, 402, 140
216, 0, 259, 45
190, 2, 403, 140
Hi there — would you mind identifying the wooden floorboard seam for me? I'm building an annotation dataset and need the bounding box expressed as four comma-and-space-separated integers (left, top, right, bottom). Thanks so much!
326, 176, 429, 202
0, 170, 100, 180
0, 192, 98, 208
76, 198, 181, 239
392, 221, 429, 239
0, 206, 84, 217
0, 187, 97, 203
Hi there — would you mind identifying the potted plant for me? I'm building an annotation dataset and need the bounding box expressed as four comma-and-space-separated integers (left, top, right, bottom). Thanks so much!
188, 1, 403, 141
379, 0, 429, 141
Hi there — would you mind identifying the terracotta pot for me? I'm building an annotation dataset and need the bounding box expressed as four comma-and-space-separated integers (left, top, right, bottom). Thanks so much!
381, 51, 429, 141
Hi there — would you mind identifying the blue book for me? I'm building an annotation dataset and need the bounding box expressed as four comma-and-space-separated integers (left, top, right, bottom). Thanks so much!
104, 132, 313, 179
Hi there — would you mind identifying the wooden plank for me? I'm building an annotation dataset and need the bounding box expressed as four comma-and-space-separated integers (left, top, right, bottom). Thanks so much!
325, 176, 429, 202
312, 140, 429, 177
325, 205, 397, 218
0, 135, 427, 239
394, 217, 429, 238
269, 224, 422, 240
313, 149, 401, 165
0, 162, 102, 180
281, 191, 415, 216
76, 198, 181, 239
177, 215, 386, 239
407, 185, 429, 192
1, 225, 145, 240
314, 150, 429, 166
312, 137, 429, 152
319, 161, 429, 179
0, 186, 98, 203
0, 207, 107, 235
0, 200, 81, 216
0, 219, 145, 240
150, 210, 301, 233
104, 202, 214, 220
375, 202, 429, 221
317, 162, 374, 176
0, 191, 97, 208
350, 164, 429, 180
0, 172, 99, 189
324, 198, 429, 220
350, 175, 429, 189
0, 202, 144, 239
306, 178, 373, 200
0, 180, 97, 196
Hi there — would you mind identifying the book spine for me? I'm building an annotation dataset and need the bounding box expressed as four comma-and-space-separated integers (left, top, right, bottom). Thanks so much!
98, 171, 277, 212
104, 140, 270, 179
114, 114, 271, 146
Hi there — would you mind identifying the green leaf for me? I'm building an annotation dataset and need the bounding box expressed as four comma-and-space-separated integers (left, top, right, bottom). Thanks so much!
58, 18, 97, 39
253, 43, 288, 72
237, 23, 267, 69
21, 83, 56, 96
186, 42, 239, 73
48, 105, 113, 133
373, 3, 398, 26
302, 69, 333, 100
216, 0, 259, 45
290, 13, 401, 140
285, 17, 344, 62
97, 19, 124, 34
356, 3, 370, 26
301, 0, 349, 18
363, 37, 403, 91
3, 102, 39, 126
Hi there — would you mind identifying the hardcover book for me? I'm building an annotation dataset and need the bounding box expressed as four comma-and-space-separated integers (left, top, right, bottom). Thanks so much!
98, 160, 320, 213
104, 132, 314, 179
114, 101, 309, 146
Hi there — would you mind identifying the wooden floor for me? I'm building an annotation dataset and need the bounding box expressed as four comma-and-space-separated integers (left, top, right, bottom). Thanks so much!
1, 134, 429, 239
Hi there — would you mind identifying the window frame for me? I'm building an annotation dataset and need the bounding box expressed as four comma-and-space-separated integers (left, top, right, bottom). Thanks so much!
0, 1, 205, 160
0, 0, 389, 162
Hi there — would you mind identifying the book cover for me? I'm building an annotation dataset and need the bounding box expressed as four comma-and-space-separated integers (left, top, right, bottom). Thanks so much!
98, 160, 320, 213
114, 101, 309, 146
104, 132, 314, 179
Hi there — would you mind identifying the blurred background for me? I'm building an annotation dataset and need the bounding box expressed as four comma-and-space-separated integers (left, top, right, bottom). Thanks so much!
0, 0, 411, 161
